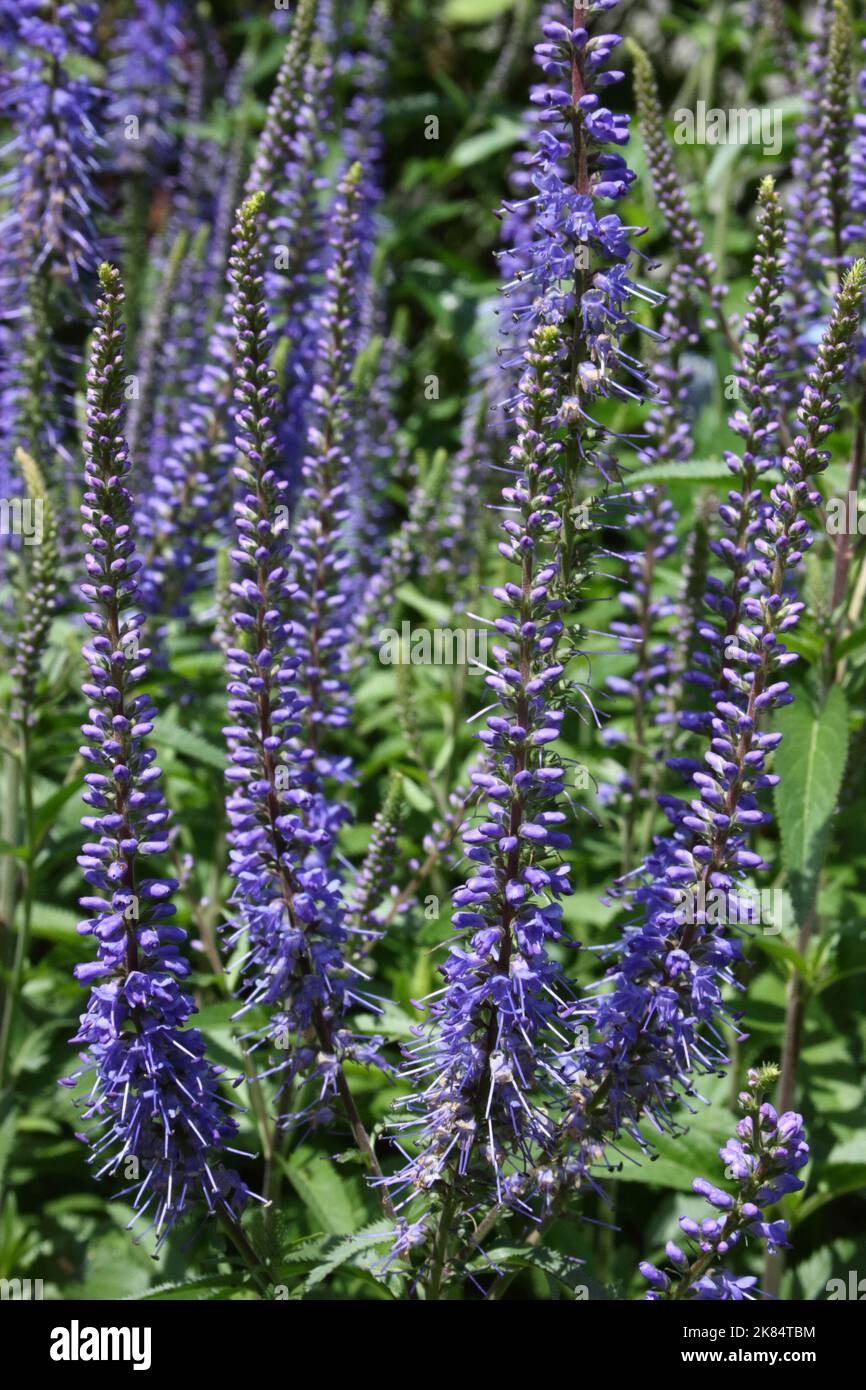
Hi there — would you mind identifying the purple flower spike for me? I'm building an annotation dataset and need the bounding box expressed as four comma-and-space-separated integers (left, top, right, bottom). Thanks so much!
639, 1066, 808, 1299
381, 326, 584, 1236
222, 195, 388, 1147
290, 163, 365, 773
66, 264, 248, 1249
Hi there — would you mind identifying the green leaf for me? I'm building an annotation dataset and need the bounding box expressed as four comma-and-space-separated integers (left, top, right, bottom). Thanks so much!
443, 0, 516, 24
297, 1221, 392, 1294
65, 1229, 165, 1300
833, 624, 866, 661
773, 686, 849, 927
394, 583, 453, 625
797, 1165, 866, 1223
481, 1245, 604, 1297
33, 775, 85, 841
282, 1153, 362, 1234
0, 1097, 16, 1193
612, 1083, 733, 1192
625, 459, 738, 486
158, 718, 226, 771
22, 900, 81, 944
132, 1277, 249, 1301
450, 118, 524, 170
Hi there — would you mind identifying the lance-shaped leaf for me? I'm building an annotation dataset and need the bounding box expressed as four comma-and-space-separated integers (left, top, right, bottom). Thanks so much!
773, 685, 849, 927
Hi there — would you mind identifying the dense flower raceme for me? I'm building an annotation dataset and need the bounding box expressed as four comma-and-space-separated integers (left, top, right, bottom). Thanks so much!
683, 179, 787, 734
548, 256, 866, 1184
290, 163, 365, 761
340, 3, 399, 572
601, 41, 735, 819
378, 1, 674, 1254
9, 447, 58, 727
383, 326, 587, 1237
0, 1, 103, 487
499, 0, 662, 415
222, 194, 385, 1131
63, 264, 248, 1247
136, 0, 325, 618
345, 773, 404, 947
349, 456, 446, 663
778, 0, 852, 385
244, 0, 318, 201
814, 0, 853, 273
573, 181, 790, 1106
846, 40, 866, 248
106, 0, 189, 176
1, 0, 102, 286
640, 1067, 809, 1300
421, 378, 492, 607
630, 41, 719, 299
263, 17, 340, 502
601, 484, 678, 821
599, 42, 723, 818
134, 50, 229, 486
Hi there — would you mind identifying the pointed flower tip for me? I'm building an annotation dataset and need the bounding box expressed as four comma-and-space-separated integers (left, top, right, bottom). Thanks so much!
751, 1061, 781, 1094
242, 190, 267, 220
626, 36, 648, 66
758, 174, 776, 201
97, 262, 118, 290
845, 257, 866, 294
14, 444, 37, 474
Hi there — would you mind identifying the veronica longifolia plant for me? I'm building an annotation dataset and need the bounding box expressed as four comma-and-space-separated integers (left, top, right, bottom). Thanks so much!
65, 265, 248, 1248
640, 1066, 810, 1300
222, 196, 390, 1209
7, 0, 862, 1313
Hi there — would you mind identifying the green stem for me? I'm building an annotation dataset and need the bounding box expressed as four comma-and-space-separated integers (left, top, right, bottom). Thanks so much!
218, 1211, 272, 1299
486, 1206, 559, 1301
0, 744, 20, 941
427, 1182, 458, 1301
0, 727, 33, 1088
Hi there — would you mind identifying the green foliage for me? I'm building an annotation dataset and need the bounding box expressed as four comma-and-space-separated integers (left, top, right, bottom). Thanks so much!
773, 687, 850, 927
0, 0, 863, 1306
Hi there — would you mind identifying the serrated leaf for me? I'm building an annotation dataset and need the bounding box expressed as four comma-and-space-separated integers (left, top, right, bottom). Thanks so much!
298, 1221, 392, 1293
158, 717, 226, 771
773, 687, 849, 927
282, 1154, 362, 1234
612, 1104, 732, 1192
130, 1277, 245, 1301
21, 900, 81, 943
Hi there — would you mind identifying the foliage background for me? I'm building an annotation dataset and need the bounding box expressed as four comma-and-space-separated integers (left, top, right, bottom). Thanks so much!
0, 0, 864, 1300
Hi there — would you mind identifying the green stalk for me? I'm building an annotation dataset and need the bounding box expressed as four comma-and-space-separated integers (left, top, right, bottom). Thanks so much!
0, 746, 21, 1060
0, 727, 33, 1087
